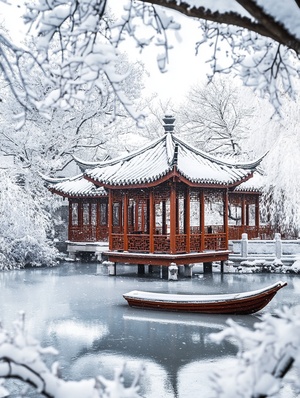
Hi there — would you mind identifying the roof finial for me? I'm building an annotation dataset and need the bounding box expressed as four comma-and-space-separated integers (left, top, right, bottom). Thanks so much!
163, 115, 175, 134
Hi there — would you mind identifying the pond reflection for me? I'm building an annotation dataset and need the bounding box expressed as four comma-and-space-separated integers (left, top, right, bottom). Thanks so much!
0, 263, 299, 397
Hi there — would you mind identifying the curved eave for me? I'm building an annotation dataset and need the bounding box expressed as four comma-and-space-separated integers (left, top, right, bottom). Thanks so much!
84, 168, 254, 190
74, 136, 165, 169
174, 135, 266, 170
49, 187, 107, 199
231, 188, 261, 194
39, 172, 73, 184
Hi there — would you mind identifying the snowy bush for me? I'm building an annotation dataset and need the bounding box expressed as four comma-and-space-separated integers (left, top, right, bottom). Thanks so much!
0, 171, 58, 269
0, 312, 144, 398
210, 305, 300, 398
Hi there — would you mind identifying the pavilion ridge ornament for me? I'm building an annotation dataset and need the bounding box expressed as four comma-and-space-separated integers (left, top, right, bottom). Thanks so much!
163, 115, 175, 133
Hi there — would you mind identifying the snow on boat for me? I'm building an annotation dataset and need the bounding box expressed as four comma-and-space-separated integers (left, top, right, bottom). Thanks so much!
123, 281, 287, 315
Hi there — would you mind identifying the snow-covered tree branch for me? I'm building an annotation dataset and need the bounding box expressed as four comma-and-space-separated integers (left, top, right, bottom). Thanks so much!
0, 312, 144, 397
1, 0, 299, 120
210, 305, 300, 398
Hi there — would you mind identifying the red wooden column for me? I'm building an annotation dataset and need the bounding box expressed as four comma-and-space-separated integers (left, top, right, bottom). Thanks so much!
108, 190, 113, 250
170, 183, 177, 254
78, 200, 83, 239
123, 191, 128, 251
68, 201, 72, 241
255, 194, 260, 237
134, 199, 139, 232
200, 190, 205, 251
149, 189, 154, 253
241, 194, 246, 234
185, 187, 190, 253
223, 189, 229, 249
162, 200, 166, 235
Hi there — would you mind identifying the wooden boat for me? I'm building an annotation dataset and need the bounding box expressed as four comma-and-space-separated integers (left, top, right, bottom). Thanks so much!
123, 281, 287, 315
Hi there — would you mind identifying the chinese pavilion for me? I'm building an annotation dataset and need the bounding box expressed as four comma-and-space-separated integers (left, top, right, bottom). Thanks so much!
47, 116, 264, 268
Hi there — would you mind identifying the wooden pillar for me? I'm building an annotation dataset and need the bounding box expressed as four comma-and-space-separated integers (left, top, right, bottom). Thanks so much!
203, 262, 212, 273
241, 194, 246, 233
200, 190, 205, 251
223, 189, 229, 249
78, 200, 83, 229
149, 189, 154, 253
134, 199, 139, 232
141, 201, 145, 232
246, 204, 250, 226
68, 201, 72, 240
176, 197, 179, 234
108, 190, 113, 250
220, 260, 224, 273
170, 183, 176, 254
138, 264, 145, 274
123, 192, 128, 251
184, 187, 190, 253
162, 200, 166, 235
255, 194, 260, 237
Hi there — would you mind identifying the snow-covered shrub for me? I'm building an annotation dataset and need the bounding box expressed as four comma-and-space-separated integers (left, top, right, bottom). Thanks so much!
0, 171, 58, 269
210, 305, 300, 397
0, 313, 144, 397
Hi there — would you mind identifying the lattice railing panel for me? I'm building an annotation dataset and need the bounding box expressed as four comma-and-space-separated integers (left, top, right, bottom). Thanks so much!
204, 233, 227, 251
128, 234, 150, 252
154, 235, 170, 253
69, 226, 97, 242
190, 234, 201, 252
96, 227, 108, 241
176, 234, 186, 253
112, 234, 124, 250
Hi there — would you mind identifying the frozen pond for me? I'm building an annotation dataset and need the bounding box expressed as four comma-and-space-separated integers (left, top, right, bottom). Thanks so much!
1, 262, 300, 397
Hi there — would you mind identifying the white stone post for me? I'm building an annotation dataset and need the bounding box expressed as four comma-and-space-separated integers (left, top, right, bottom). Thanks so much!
102, 260, 116, 276
241, 233, 248, 258
274, 233, 282, 259
168, 263, 178, 280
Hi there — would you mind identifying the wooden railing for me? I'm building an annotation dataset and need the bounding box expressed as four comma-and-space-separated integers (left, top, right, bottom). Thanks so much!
69, 226, 108, 242
110, 232, 227, 253
204, 233, 227, 251
228, 225, 273, 240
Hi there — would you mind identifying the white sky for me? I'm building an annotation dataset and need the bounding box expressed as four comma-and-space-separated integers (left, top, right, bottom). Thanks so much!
128, 13, 210, 102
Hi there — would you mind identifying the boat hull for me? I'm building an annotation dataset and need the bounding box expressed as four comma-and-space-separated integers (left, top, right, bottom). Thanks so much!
123, 282, 287, 315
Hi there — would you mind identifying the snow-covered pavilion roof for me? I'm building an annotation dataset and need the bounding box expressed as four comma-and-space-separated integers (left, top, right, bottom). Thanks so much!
82, 118, 263, 188
43, 174, 107, 198
233, 171, 264, 193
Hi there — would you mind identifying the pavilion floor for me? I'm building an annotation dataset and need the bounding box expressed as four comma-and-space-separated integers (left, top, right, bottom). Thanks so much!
103, 250, 230, 266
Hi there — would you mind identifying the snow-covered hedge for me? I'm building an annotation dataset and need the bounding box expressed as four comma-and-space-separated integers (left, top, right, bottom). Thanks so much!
0, 171, 58, 269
